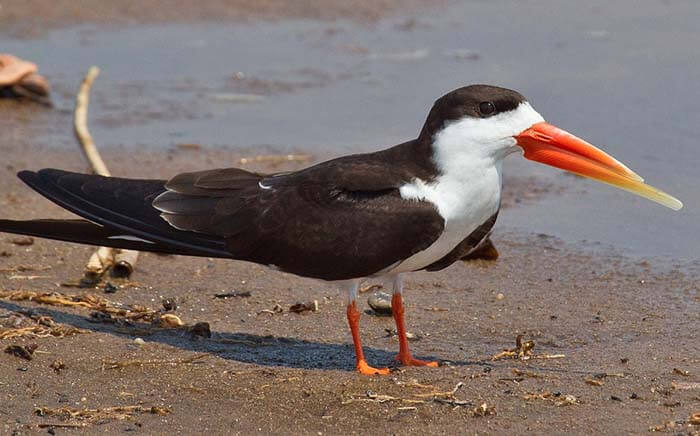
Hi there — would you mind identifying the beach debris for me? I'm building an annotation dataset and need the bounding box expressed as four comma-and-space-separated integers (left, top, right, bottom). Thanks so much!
492, 335, 534, 360
0, 290, 206, 338
0, 54, 37, 86
0, 54, 51, 104
188, 322, 211, 338
343, 382, 473, 409
258, 304, 284, 315
367, 292, 392, 315
461, 238, 499, 261
102, 353, 208, 370
0, 312, 89, 339
491, 335, 565, 361
556, 394, 579, 406
214, 291, 251, 299
112, 250, 138, 278
672, 381, 700, 391
470, 402, 496, 417
523, 391, 578, 407
161, 298, 178, 311
289, 300, 319, 313
49, 359, 65, 373
384, 328, 419, 341
4, 343, 38, 360
423, 306, 448, 312
359, 283, 383, 294
159, 313, 184, 328
690, 412, 700, 425
74, 66, 140, 282
9, 236, 34, 246
648, 421, 676, 432
9, 274, 51, 280
35, 405, 170, 425
0, 323, 90, 339
585, 377, 604, 387
673, 367, 691, 377
512, 368, 543, 379
103, 282, 118, 294
133, 337, 146, 346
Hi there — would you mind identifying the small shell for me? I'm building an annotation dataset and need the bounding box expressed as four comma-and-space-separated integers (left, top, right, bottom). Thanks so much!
159, 313, 184, 328
367, 292, 392, 315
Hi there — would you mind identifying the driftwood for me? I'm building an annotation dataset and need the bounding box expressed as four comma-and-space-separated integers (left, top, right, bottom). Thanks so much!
73, 67, 139, 281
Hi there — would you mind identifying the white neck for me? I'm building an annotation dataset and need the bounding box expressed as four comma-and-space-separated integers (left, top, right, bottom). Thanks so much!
387, 102, 544, 274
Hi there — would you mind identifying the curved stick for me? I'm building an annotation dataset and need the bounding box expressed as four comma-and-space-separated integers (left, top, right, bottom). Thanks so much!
73, 66, 139, 281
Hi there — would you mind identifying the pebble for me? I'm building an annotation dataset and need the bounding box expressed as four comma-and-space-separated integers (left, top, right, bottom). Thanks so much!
496, 293, 505, 300
133, 338, 146, 346
367, 292, 392, 315
162, 298, 177, 311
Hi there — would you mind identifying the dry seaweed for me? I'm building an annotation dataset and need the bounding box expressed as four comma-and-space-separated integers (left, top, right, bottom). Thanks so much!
35, 405, 170, 424
102, 353, 208, 370
492, 335, 565, 361
5, 343, 38, 360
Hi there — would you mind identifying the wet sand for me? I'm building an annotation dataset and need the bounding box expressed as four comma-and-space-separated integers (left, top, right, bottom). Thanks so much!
1, 1, 699, 434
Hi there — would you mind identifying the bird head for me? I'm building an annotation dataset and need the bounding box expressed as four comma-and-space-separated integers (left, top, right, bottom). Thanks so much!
422, 85, 682, 210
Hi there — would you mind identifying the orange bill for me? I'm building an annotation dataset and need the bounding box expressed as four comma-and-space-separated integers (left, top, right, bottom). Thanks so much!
515, 122, 683, 210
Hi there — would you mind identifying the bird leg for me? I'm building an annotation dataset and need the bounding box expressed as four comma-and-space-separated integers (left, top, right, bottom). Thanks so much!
391, 275, 438, 367
345, 280, 389, 375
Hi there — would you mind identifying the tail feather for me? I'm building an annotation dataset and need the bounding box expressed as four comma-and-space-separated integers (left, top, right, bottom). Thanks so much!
0, 218, 218, 256
0, 169, 233, 258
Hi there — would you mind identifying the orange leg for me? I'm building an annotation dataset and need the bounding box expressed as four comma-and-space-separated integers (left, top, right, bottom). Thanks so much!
347, 301, 390, 375
391, 291, 438, 367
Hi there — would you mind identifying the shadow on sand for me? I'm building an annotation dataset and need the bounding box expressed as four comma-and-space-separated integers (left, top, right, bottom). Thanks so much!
0, 300, 423, 372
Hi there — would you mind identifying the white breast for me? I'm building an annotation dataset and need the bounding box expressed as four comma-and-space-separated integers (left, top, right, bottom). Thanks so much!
383, 102, 544, 275
385, 161, 502, 274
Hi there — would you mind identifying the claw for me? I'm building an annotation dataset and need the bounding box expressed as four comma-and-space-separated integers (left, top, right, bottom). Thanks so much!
395, 353, 439, 368
357, 359, 390, 375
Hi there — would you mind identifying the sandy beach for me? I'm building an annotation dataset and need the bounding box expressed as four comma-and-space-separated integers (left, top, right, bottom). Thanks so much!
1, 1, 698, 434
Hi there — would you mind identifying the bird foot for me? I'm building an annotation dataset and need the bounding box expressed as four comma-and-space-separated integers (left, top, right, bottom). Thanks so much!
395, 353, 439, 368
356, 359, 390, 375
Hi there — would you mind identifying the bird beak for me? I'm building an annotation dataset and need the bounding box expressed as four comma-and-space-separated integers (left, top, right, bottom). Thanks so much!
515, 122, 683, 210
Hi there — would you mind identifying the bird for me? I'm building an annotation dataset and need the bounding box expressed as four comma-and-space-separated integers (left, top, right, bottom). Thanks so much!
0, 85, 682, 375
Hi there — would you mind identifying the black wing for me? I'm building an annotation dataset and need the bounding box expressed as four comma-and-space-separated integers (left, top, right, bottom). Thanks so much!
153, 149, 445, 280
0, 144, 445, 281
3, 169, 231, 257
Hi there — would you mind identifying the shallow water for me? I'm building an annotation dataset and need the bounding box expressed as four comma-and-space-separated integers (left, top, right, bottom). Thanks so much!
2, 0, 698, 259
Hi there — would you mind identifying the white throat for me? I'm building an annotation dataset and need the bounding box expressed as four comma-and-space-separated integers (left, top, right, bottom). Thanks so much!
387, 102, 544, 274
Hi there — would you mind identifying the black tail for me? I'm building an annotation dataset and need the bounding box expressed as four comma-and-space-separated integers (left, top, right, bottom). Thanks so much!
0, 169, 232, 258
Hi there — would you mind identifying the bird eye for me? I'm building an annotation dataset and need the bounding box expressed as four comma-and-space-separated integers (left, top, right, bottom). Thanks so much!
479, 101, 496, 116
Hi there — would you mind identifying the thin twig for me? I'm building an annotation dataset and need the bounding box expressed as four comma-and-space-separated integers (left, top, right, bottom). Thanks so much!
74, 66, 108, 176
73, 66, 139, 279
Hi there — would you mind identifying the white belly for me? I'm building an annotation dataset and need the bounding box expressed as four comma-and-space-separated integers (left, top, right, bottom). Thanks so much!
384, 161, 502, 275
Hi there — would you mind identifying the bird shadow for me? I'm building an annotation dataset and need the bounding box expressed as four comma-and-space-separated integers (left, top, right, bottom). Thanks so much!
0, 300, 424, 372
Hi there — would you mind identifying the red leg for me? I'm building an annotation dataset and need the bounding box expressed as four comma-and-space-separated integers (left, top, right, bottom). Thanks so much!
346, 301, 390, 375
391, 292, 438, 367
